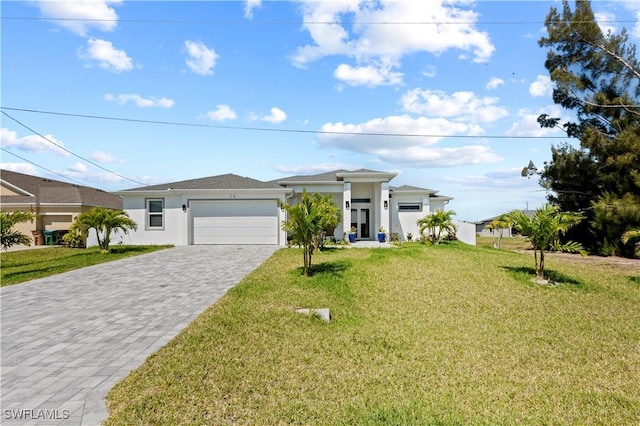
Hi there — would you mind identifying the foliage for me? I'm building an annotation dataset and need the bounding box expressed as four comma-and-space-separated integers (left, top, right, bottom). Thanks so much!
1, 245, 172, 287
0, 210, 34, 251
62, 227, 86, 248
278, 191, 341, 276
71, 207, 137, 252
525, 0, 640, 257
417, 210, 456, 244
621, 229, 640, 257
508, 204, 585, 280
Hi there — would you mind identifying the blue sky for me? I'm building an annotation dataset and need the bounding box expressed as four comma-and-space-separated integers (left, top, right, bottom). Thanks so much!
2, 0, 639, 221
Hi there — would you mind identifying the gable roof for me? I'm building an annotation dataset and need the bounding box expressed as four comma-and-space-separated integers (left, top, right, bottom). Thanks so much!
124, 173, 282, 191
0, 170, 123, 209
275, 168, 396, 184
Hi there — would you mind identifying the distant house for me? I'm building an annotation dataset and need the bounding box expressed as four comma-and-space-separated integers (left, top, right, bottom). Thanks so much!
115, 168, 475, 246
475, 210, 536, 236
0, 170, 123, 245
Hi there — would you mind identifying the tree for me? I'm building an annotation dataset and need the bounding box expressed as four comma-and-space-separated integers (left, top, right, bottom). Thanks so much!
526, 0, 640, 257
1, 210, 34, 251
417, 210, 456, 245
486, 214, 514, 249
508, 204, 585, 281
71, 207, 137, 252
278, 191, 341, 276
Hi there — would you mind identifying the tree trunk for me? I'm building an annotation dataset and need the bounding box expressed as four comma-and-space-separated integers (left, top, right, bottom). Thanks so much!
537, 250, 546, 280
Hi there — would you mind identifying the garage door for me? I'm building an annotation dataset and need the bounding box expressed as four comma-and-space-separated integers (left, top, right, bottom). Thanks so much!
191, 200, 279, 245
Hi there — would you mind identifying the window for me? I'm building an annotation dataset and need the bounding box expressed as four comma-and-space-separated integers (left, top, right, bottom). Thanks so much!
147, 199, 164, 229
398, 203, 422, 212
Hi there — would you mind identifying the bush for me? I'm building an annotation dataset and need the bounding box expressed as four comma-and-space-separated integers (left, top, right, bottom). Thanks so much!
62, 229, 85, 248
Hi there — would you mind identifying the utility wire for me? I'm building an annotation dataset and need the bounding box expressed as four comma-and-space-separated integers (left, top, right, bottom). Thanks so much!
0, 107, 571, 139
2, 16, 637, 26
0, 148, 87, 186
1, 110, 148, 186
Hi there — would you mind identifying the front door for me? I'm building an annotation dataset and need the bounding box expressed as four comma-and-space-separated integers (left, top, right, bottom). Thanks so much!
350, 206, 371, 240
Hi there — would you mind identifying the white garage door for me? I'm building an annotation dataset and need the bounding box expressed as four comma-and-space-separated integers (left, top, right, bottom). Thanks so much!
191, 200, 279, 245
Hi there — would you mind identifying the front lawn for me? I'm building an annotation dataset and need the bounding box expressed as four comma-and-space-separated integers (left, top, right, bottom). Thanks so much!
106, 243, 640, 425
0, 245, 172, 287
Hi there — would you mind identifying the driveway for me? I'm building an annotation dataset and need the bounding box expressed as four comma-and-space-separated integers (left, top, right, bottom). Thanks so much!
0, 245, 278, 425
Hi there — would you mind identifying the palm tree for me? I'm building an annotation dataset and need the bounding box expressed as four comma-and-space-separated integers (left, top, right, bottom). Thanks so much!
508, 204, 584, 281
486, 214, 514, 248
278, 191, 340, 276
417, 210, 456, 244
621, 229, 640, 257
0, 210, 34, 251
72, 207, 137, 252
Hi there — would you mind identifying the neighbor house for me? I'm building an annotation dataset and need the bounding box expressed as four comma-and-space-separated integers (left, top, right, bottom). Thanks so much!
0, 169, 123, 245
115, 169, 474, 246
475, 210, 536, 237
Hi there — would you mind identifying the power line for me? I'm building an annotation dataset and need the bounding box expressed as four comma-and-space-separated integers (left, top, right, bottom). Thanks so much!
2, 16, 637, 26
1, 110, 148, 186
0, 107, 571, 139
0, 147, 87, 186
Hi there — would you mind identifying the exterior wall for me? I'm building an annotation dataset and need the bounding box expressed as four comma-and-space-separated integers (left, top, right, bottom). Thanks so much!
454, 220, 476, 246
1, 205, 87, 246
121, 191, 289, 246
391, 194, 430, 241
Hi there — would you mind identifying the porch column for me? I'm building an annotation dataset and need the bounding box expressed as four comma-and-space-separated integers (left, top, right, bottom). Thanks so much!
380, 182, 390, 234
342, 182, 351, 238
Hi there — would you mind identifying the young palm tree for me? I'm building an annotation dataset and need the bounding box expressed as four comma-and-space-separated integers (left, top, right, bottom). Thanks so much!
72, 207, 137, 252
417, 210, 456, 244
486, 214, 514, 249
278, 191, 340, 276
0, 210, 34, 251
621, 229, 640, 257
508, 204, 584, 281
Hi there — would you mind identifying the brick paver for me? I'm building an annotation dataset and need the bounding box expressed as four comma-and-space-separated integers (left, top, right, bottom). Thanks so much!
1, 245, 277, 425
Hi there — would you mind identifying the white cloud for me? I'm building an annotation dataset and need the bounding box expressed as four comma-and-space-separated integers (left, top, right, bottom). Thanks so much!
259, 107, 287, 124
486, 77, 504, 90
400, 89, 509, 123
529, 75, 552, 97
291, 0, 495, 83
422, 65, 437, 78
334, 63, 403, 86
1, 128, 70, 157
505, 106, 567, 137
275, 162, 361, 175
184, 40, 218, 75
317, 115, 500, 167
594, 11, 617, 36
35, 0, 121, 36
104, 93, 174, 108
79, 39, 133, 72
68, 162, 88, 173
0, 163, 37, 175
206, 105, 238, 121
244, 0, 261, 19
90, 150, 123, 163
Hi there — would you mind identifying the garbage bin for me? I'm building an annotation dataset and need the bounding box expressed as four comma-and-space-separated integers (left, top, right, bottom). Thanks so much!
42, 230, 54, 245
32, 230, 43, 246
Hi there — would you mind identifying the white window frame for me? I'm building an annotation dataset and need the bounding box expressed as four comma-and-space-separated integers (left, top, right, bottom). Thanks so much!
146, 198, 164, 230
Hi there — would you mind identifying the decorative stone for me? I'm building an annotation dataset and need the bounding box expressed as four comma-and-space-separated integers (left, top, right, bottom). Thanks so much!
295, 308, 331, 322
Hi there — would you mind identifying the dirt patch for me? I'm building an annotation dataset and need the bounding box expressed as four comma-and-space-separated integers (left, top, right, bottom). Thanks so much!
516, 250, 640, 274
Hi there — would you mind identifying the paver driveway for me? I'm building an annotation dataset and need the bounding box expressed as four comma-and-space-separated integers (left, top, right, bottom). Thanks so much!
1, 245, 278, 425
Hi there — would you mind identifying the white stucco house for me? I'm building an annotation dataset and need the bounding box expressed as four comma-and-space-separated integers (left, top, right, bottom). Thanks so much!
115, 169, 472, 246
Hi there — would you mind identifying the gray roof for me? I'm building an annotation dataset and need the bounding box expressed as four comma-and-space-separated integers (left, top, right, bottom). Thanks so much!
275, 168, 389, 183
0, 170, 123, 209
124, 173, 282, 191
391, 184, 434, 192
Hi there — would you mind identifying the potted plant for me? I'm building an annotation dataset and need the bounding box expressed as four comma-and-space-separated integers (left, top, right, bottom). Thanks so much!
348, 226, 357, 243
377, 226, 386, 243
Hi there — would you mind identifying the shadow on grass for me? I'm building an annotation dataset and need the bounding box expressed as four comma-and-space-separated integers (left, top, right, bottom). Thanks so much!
629, 275, 640, 285
295, 259, 351, 277
502, 266, 585, 287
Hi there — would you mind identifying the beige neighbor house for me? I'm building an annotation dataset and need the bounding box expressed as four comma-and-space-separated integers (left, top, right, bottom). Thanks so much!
115, 168, 476, 246
0, 169, 123, 245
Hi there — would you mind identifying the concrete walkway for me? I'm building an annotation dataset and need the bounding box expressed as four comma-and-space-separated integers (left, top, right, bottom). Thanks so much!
0, 245, 278, 425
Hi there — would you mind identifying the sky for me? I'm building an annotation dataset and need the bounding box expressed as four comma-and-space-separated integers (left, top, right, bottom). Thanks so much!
2, 0, 639, 222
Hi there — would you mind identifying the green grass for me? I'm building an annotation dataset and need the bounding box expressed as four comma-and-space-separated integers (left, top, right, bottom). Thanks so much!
105, 242, 640, 425
0, 245, 172, 287
476, 235, 532, 251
